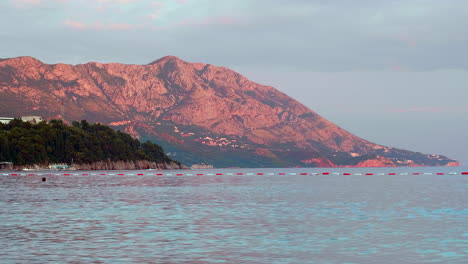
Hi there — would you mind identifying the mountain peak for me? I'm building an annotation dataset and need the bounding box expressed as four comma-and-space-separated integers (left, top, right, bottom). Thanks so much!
148, 55, 185, 65
0, 56, 44, 66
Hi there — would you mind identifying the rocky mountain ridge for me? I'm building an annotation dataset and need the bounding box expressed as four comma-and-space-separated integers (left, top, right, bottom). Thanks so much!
0, 56, 458, 167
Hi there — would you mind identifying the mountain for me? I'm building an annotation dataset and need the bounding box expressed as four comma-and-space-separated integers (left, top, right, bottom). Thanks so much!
0, 56, 458, 168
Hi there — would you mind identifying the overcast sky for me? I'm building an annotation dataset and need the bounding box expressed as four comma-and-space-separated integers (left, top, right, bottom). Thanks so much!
1, 0, 467, 165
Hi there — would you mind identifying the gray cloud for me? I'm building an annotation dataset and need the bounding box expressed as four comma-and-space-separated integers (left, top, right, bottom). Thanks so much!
1, 0, 468, 71
1, 0, 468, 164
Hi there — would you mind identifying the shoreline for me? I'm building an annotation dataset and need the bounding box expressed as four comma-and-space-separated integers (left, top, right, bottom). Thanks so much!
2, 166, 467, 176
5, 160, 186, 171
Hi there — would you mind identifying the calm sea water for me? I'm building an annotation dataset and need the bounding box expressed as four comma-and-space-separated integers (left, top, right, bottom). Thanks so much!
1, 167, 468, 263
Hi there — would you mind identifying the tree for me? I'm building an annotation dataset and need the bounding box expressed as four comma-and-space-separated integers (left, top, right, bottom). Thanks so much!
0, 134, 11, 161
0, 119, 177, 166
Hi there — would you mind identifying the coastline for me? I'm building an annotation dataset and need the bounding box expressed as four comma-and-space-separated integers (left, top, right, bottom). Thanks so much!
3, 165, 466, 175
7, 160, 186, 171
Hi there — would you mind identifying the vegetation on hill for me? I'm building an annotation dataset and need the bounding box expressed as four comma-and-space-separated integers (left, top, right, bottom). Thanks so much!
0, 119, 178, 166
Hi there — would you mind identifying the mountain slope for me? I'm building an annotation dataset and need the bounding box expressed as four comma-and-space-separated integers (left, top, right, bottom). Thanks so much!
0, 56, 458, 167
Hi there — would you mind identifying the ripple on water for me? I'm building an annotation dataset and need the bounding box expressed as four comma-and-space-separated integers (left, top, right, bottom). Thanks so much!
1, 169, 468, 263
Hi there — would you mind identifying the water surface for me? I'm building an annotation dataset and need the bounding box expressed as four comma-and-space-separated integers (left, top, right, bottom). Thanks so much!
1, 167, 468, 263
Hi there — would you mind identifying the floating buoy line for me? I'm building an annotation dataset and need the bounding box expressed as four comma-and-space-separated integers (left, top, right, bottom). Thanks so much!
2, 171, 468, 177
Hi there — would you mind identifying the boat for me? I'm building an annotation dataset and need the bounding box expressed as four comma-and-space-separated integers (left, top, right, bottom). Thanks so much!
22, 164, 41, 171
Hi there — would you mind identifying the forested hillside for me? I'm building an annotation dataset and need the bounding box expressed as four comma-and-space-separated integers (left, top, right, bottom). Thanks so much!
0, 119, 178, 166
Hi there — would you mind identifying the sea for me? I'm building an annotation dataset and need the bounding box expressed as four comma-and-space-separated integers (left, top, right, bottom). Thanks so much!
1, 166, 468, 264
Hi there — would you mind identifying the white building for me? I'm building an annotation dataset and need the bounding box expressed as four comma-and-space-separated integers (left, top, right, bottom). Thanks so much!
191, 163, 214, 169
0, 116, 45, 124
0, 117, 14, 124
21, 116, 43, 123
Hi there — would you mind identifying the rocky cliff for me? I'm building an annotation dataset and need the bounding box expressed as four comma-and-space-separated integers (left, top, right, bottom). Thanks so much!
0, 56, 458, 167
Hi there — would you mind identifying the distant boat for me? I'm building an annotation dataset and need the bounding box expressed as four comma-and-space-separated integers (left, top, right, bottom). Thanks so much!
22, 164, 41, 171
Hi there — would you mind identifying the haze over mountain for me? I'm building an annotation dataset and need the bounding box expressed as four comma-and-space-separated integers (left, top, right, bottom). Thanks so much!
0, 56, 458, 167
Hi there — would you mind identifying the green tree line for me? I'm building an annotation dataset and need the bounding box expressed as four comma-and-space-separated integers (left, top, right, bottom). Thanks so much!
0, 119, 177, 165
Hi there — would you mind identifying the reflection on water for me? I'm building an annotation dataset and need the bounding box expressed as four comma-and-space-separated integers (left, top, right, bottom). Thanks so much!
1, 167, 468, 263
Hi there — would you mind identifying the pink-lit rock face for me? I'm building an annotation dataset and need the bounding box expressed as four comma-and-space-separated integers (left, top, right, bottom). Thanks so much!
0, 56, 458, 167
301, 158, 336, 167
354, 156, 397, 168
446, 162, 460, 167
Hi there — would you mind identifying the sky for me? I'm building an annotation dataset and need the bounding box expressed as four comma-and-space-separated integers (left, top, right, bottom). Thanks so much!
1, 0, 467, 165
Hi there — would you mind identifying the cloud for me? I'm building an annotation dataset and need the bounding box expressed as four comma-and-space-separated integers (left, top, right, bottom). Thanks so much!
14, 0, 42, 5
64, 20, 85, 30
178, 16, 242, 27
96, 0, 138, 4
12, 0, 66, 8
64, 20, 134, 31
13, 0, 45, 8
146, 1, 164, 20
386, 106, 468, 113
3, 0, 468, 71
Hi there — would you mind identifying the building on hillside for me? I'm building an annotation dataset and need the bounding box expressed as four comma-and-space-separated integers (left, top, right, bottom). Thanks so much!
0, 117, 14, 124
49, 163, 70, 170
21, 116, 43, 123
191, 163, 214, 169
0, 162, 13, 170
0, 116, 44, 124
